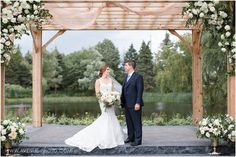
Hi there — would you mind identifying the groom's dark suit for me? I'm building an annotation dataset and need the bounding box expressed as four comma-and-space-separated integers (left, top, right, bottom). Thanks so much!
121, 72, 144, 145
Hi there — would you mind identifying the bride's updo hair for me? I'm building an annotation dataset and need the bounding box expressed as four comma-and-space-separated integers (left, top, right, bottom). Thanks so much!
99, 65, 109, 77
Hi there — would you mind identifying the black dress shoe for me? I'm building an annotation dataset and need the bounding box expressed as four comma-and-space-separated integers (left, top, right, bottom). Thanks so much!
124, 138, 134, 143
130, 142, 141, 146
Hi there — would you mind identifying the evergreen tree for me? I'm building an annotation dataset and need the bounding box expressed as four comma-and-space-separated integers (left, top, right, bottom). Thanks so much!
136, 41, 155, 91
162, 32, 173, 48
50, 47, 64, 92
5, 46, 31, 87
124, 44, 138, 62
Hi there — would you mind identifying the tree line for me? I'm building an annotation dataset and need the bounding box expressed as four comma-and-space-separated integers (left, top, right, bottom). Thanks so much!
6, 32, 227, 111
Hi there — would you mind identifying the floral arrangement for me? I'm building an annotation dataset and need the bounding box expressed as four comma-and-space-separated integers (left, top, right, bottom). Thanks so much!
197, 116, 224, 140
1, 0, 52, 64
182, 0, 235, 75
100, 91, 121, 108
221, 114, 235, 143
1, 119, 28, 145
197, 114, 235, 144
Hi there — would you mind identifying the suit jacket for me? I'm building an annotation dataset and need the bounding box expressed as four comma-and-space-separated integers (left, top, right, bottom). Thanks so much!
121, 72, 144, 108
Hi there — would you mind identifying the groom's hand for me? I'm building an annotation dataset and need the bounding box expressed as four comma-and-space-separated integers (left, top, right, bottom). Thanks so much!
134, 104, 140, 111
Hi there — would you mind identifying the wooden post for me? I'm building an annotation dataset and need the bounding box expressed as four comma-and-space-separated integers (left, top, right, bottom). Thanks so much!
0, 64, 5, 120
192, 28, 203, 125
31, 27, 43, 127
227, 76, 235, 119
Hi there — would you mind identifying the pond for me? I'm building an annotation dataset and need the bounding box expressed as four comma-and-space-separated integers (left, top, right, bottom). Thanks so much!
5, 97, 226, 120
6, 101, 191, 120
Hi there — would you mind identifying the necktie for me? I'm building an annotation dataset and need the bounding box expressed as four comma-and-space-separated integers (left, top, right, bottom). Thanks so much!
127, 74, 131, 82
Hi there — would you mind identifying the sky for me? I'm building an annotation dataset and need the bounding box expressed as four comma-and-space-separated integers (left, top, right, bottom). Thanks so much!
15, 30, 190, 58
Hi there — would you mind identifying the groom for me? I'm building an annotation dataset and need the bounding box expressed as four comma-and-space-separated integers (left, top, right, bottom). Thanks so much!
121, 59, 144, 146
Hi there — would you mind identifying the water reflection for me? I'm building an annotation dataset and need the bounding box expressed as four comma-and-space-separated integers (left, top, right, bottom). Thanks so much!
5, 104, 31, 116
6, 101, 226, 120
6, 102, 193, 120
155, 102, 165, 111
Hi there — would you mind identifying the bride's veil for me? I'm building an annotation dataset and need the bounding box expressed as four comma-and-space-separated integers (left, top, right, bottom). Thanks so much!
110, 76, 127, 134
110, 76, 122, 93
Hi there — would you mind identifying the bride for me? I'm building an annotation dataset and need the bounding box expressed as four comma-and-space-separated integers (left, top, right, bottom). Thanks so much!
65, 65, 125, 152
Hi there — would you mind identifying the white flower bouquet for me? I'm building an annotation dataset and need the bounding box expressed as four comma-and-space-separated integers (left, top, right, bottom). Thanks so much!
1, 119, 28, 145
197, 116, 224, 140
197, 114, 235, 144
100, 91, 121, 108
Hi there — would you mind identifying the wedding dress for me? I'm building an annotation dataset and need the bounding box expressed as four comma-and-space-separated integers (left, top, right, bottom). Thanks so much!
65, 80, 125, 152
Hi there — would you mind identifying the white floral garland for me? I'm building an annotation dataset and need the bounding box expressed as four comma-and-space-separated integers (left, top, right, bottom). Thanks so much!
183, 0, 235, 75
1, 0, 52, 64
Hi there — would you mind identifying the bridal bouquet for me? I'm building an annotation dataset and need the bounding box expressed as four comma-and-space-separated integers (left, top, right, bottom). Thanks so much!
100, 91, 121, 108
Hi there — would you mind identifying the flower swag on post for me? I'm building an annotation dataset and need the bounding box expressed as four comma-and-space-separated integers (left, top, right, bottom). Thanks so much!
182, 0, 235, 75
1, 0, 52, 64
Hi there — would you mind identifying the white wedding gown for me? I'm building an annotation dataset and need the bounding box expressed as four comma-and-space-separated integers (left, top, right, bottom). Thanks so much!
65, 81, 125, 152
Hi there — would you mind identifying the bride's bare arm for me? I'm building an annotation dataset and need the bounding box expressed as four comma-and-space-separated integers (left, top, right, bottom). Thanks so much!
95, 79, 100, 94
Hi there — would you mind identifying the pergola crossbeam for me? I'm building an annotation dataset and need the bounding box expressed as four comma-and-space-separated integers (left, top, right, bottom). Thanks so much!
168, 29, 192, 52
42, 30, 66, 51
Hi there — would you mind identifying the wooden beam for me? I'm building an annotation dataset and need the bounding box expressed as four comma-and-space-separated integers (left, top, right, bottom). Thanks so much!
31, 27, 43, 127
44, 2, 187, 8
0, 64, 5, 120
42, 24, 192, 30
42, 30, 66, 51
47, 18, 187, 22
30, 26, 39, 53
45, 0, 188, 2
192, 28, 203, 125
168, 29, 192, 52
227, 76, 235, 119
43, 0, 188, 3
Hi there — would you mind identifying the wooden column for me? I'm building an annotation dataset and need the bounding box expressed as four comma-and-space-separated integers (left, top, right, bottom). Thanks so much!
0, 64, 5, 120
192, 28, 203, 125
31, 28, 43, 127
227, 76, 235, 119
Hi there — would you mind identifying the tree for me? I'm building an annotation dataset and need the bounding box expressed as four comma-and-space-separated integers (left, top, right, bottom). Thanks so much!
124, 44, 138, 62
59, 50, 84, 92
5, 46, 31, 87
162, 32, 173, 48
42, 48, 63, 93
78, 48, 106, 91
95, 39, 123, 82
50, 47, 64, 92
136, 41, 155, 91
202, 32, 228, 114
154, 33, 192, 93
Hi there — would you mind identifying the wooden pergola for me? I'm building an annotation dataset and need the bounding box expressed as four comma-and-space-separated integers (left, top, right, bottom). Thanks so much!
0, 0, 235, 127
